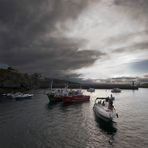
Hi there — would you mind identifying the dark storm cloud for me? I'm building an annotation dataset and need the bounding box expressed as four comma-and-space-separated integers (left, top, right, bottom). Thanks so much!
0, 36, 105, 78
0, 0, 90, 49
0, 0, 102, 79
0, 0, 90, 38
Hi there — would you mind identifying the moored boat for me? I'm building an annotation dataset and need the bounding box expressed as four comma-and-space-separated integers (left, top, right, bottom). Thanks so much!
111, 88, 121, 93
93, 96, 118, 122
87, 88, 95, 93
12, 93, 34, 100
2, 93, 34, 100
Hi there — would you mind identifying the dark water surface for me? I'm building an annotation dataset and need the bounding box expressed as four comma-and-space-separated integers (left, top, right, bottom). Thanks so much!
0, 89, 148, 148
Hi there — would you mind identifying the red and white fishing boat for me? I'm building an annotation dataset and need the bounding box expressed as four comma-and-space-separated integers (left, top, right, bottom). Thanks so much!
47, 81, 90, 104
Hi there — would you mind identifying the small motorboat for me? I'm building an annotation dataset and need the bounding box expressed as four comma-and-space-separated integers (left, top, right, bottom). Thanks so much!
2, 93, 33, 99
111, 88, 121, 93
87, 88, 95, 93
12, 93, 34, 100
93, 96, 118, 122
62, 89, 90, 104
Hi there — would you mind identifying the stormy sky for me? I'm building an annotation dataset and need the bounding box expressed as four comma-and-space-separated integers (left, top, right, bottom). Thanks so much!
0, 0, 148, 81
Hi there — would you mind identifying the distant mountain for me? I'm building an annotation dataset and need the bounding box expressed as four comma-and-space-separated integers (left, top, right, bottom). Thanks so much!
0, 64, 9, 69
0, 67, 81, 93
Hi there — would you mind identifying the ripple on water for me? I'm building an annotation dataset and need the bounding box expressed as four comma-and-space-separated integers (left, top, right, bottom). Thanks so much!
0, 89, 148, 148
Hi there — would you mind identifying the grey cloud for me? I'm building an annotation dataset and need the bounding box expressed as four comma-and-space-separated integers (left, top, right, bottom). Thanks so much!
0, 36, 104, 78
112, 41, 148, 54
0, 0, 90, 49
1, 0, 147, 80
0, 33, 105, 68
101, 0, 148, 57
0, 0, 102, 79
105, 30, 148, 53
106, 30, 148, 47
114, 0, 148, 7
114, 0, 148, 22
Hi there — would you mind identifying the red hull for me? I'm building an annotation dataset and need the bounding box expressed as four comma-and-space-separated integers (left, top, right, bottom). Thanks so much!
63, 95, 90, 103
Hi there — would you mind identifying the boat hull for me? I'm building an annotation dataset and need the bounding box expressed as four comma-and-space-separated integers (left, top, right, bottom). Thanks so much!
93, 104, 116, 122
111, 88, 121, 93
63, 95, 90, 104
111, 90, 121, 93
15, 96, 32, 100
87, 88, 95, 93
47, 94, 63, 103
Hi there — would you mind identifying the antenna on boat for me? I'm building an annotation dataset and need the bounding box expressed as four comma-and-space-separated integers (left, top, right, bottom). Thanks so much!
64, 83, 68, 89
51, 80, 53, 91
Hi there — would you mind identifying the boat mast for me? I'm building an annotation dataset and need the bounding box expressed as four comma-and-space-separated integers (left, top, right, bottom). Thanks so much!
51, 80, 53, 91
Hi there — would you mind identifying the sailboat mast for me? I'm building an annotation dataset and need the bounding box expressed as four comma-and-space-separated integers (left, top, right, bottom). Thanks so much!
51, 80, 53, 90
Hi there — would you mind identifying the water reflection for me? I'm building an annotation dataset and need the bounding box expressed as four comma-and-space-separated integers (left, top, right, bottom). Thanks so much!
94, 114, 117, 146
94, 115, 117, 135
0, 89, 148, 148
47, 102, 60, 110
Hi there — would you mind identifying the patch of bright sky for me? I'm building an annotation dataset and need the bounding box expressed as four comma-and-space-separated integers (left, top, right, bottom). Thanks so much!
62, 0, 148, 79
74, 51, 148, 79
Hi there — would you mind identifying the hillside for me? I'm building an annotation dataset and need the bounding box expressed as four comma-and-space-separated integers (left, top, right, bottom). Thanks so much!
0, 68, 80, 93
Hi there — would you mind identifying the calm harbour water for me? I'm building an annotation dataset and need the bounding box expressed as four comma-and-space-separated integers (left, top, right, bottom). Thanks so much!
0, 88, 148, 148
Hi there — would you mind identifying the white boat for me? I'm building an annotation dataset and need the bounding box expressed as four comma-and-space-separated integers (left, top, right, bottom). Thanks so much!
111, 88, 121, 93
93, 97, 118, 122
87, 88, 95, 92
11, 93, 34, 99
